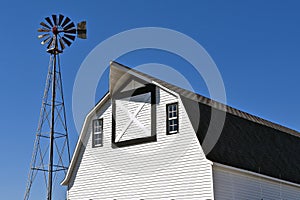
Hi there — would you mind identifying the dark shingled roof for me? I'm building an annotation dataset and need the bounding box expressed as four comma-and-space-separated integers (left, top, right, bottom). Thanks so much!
111, 61, 300, 185
181, 96, 300, 185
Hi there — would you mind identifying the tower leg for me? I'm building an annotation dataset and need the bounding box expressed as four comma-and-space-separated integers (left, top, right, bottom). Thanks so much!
47, 52, 56, 200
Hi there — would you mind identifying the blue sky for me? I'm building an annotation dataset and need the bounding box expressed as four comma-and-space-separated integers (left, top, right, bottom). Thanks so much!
1, 0, 300, 199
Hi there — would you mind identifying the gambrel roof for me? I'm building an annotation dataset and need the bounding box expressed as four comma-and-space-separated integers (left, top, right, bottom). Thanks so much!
62, 61, 300, 185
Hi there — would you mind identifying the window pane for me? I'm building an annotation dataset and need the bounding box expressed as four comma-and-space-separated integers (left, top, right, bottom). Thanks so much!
94, 134, 100, 139
174, 118, 178, 125
174, 104, 177, 111
95, 138, 101, 145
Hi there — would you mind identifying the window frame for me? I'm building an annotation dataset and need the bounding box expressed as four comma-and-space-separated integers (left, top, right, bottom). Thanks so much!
92, 118, 103, 147
166, 102, 179, 135
112, 82, 157, 148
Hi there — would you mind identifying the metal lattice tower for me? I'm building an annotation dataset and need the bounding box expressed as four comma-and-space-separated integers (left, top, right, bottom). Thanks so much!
24, 14, 86, 200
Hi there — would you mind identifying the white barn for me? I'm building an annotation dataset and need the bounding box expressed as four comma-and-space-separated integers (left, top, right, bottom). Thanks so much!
62, 61, 300, 199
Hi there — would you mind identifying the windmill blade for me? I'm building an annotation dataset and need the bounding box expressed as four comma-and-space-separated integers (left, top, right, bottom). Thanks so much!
61, 17, 71, 28
77, 21, 87, 39
52, 15, 57, 26
64, 22, 75, 31
63, 28, 76, 34
45, 17, 54, 27
47, 38, 54, 49
58, 14, 64, 26
41, 36, 51, 45
59, 38, 66, 50
64, 34, 75, 41
38, 34, 50, 39
40, 22, 51, 30
38, 28, 50, 32
62, 37, 72, 46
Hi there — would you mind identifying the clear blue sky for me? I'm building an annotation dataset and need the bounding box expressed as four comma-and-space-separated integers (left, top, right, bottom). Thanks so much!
1, 0, 300, 199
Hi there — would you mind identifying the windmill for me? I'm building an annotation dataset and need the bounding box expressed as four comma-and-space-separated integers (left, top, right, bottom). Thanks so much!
24, 14, 87, 200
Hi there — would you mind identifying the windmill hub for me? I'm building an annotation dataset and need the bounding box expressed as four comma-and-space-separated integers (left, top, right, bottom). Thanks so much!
52, 26, 58, 35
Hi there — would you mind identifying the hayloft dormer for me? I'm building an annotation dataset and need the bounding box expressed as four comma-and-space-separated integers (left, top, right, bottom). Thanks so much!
110, 64, 157, 147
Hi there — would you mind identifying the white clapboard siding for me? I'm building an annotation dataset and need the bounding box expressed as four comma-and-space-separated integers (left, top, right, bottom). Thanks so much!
213, 164, 300, 200
67, 88, 214, 200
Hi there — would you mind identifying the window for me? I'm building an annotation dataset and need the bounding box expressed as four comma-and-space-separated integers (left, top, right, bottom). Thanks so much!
92, 119, 103, 147
112, 81, 157, 148
167, 103, 178, 134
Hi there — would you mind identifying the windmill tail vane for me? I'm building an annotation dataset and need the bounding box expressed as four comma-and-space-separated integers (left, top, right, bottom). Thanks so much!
24, 14, 86, 200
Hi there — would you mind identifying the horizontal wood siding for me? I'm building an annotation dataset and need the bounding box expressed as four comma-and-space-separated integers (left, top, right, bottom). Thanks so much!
68, 88, 214, 199
213, 165, 300, 200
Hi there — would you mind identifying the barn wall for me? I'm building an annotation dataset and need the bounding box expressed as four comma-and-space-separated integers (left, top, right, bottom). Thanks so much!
67, 87, 214, 200
213, 164, 300, 200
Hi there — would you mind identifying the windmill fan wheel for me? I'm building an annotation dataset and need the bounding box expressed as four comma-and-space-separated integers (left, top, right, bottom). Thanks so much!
38, 14, 86, 51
